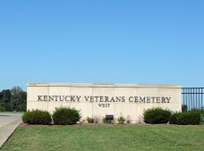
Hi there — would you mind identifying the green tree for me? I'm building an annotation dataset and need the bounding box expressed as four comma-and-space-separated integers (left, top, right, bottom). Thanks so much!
10, 86, 27, 111
0, 89, 12, 111
0, 86, 27, 112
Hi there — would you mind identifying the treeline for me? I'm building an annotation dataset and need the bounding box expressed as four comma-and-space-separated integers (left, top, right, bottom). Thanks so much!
0, 86, 27, 112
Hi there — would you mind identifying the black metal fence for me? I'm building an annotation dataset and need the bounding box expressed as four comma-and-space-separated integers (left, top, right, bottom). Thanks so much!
182, 87, 204, 111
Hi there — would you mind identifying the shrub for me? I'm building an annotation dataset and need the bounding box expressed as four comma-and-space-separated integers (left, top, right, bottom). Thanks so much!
102, 117, 114, 124
126, 115, 131, 124
94, 116, 101, 123
117, 116, 126, 124
182, 105, 187, 112
143, 108, 171, 124
169, 112, 180, 124
190, 108, 200, 112
102, 117, 108, 123
53, 107, 81, 125
87, 117, 94, 123
22, 109, 52, 125
200, 113, 204, 124
22, 111, 29, 123
177, 111, 200, 125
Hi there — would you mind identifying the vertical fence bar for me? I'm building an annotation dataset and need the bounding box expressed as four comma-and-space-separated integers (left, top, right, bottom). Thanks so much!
202, 89, 203, 111
198, 88, 200, 110
188, 88, 190, 111
197, 88, 199, 109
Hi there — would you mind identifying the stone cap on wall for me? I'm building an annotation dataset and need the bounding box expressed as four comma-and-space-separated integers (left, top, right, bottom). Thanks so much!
27, 83, 182, 89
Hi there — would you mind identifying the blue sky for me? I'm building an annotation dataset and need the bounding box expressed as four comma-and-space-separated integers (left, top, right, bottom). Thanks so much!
0, 0, 204, 91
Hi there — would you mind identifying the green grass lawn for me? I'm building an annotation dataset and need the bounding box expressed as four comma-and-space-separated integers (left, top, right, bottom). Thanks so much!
1, 125, 204, 151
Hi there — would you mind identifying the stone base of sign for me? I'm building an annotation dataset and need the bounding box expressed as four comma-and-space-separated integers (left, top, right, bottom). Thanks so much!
27, 83, 182, 123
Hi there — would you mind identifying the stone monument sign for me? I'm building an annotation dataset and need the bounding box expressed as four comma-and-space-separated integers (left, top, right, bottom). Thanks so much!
27, 83, 181, 123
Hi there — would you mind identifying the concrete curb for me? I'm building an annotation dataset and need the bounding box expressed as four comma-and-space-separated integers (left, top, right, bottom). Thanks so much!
0, 118, 22, 149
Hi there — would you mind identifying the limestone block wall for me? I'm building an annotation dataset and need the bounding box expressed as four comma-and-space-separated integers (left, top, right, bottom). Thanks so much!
27, 83, 182, 123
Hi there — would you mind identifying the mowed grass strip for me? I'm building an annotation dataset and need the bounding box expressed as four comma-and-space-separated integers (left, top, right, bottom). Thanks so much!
1, 125, 204, 151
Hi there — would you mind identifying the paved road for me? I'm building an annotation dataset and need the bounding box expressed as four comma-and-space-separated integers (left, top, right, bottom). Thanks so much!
0, 113, 22, 148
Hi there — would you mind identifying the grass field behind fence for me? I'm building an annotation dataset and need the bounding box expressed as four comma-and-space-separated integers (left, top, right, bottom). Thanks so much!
1, 125, 204, 151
